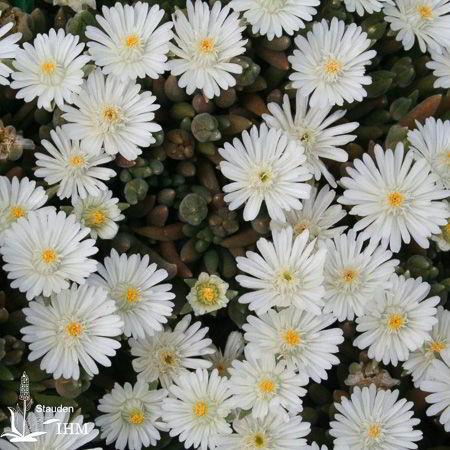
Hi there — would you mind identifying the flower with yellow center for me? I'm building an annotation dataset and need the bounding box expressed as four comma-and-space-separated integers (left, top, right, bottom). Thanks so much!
251, 168, 275, 192
198, 37, 215, 54
9, 206, 25, 219
87, 209, 106, 227
366, 423, 382, 440
258, 378, 276, 395
428, 340, 446, 353
187, 272, 230, 315
281, 329, 301, 347
341, 268, 358, 284
124, 287, 140, 303
65, 321, 84, 337
128, 408, 145, 425
386, 191, 405, 208
41, 248, 58, 265
68, 154, 86, 168
124, 34, 141, 49
197, 284, 219, 305
323, 58, 343, 80
101, 105, 121, 124
417, 4, 433, 20
386, 313, 406, 332
192, 401, 208, 417
40, 59, 57, 76
248, 432, 267, 448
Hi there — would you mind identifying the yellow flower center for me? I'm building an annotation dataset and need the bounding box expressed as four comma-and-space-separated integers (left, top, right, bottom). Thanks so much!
9, 206, 25, 219
442, 222, 450, 242
40, 59, 56, 75
280, 270, 294, 282
128, 409, 145, 425
125, 287, 140, 303
387, 191, 405, 208
342, 268, 358, 283
258, 378, 275, 394
367, 423, 381, 439
124, 33, 141, 48
197, 284, 219, 305
324, 58, 342, 75
41, 248, 57, 264
65, 321, 83, 337
417, 4, 433, 19
102, 105, 121, 123
88, 209, 106, 226
258, 170, 272, 183
281, 329, 301, 347
293, 220, 309, 236
387, 313, 406, 331
68, 154, 86, 168
160, 351, 177, 366
193, 401, 208, 417
198, 37, 215, 54
429, 340, 446, 353
251, 433, 266, 448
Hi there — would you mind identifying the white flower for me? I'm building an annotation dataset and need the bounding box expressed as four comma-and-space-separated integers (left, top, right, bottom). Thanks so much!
61, 69, 161, 160
0, 408, 99, 450
11, 29, 90, 111
384, 0, 450, 53
307, 443, 328, 450
220, 124, 312, 222
344, 0, 392, 15
53, 0, 96, 12
422, 359, 450, 432
162, 369, 233, 450
236, 227, 326, 315
72, 190, 124, 240
243, 307, 344, 382
228, 350, 307, 420
88, 249, 174, 339
330, 384, 423, 449
21, 283, 123, 380
427, 48, 450, 88
323, 231, 399, 322
0, 21, 21, 85
338, 143, 450, 253
431, 201, 450, 251
0, 209, 97, 300
288, 18, 376, 108
270, 185, 347, 244
216, 412, 311, 450
404, 306, 450, 387
206, 331, 244, 377
187, 272, 230, 316
0, 176, 49, 237
354, 274, 439, 366
168, 0, 247, 99
86, 2, 173, 81
96, 381, 167, 450
263, 92, 358, 186
229, 0, 319, 40
35, 127, 116, 200
408, 117, 450, 189
130, 315, 214, 388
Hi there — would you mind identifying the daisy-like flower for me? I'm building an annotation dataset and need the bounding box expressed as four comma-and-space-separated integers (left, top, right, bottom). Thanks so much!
220, 124, 312, 222
0, 408, 99, 450
35, 127, 116, 200
88, 249, 174, 339
0, 209, 97, 300
0, 20, 21, 85
384, 0, 450, 53
354, 274, 439, 366
162, 369, 233, 450
130, 315, 214, 388
86, 2, 173, 81
263, 92, 358, 186
72, 190, 124, 240
216, 412, 311, 450
323, 231, 399, 322
243, 307, 344, 382
338, 143, 450, 253
422, 359, 450, 431
344, 0, 392, 15
270, 185, 347, 244
0, 176, 49, 237
187, 272, 230, 316
431, 201, 450, 251
404, 306, 450, 387
96, 381, 167, 450
205, 331, 244, 377
408, 117, 450, 189
169, 0, 247, 99
228, 350, 307, 420
288, 18, 376, 108
229, 0, 319, 41
21, 283, 123, 380
236, 227, 326, 315
330, 384, 422, 449
427, 48, 450, 88
11, 29, 90, 111
61, 69, 161, 160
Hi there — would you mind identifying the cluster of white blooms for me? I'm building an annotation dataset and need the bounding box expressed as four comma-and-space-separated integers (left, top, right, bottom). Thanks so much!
0, 0, 449, 449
